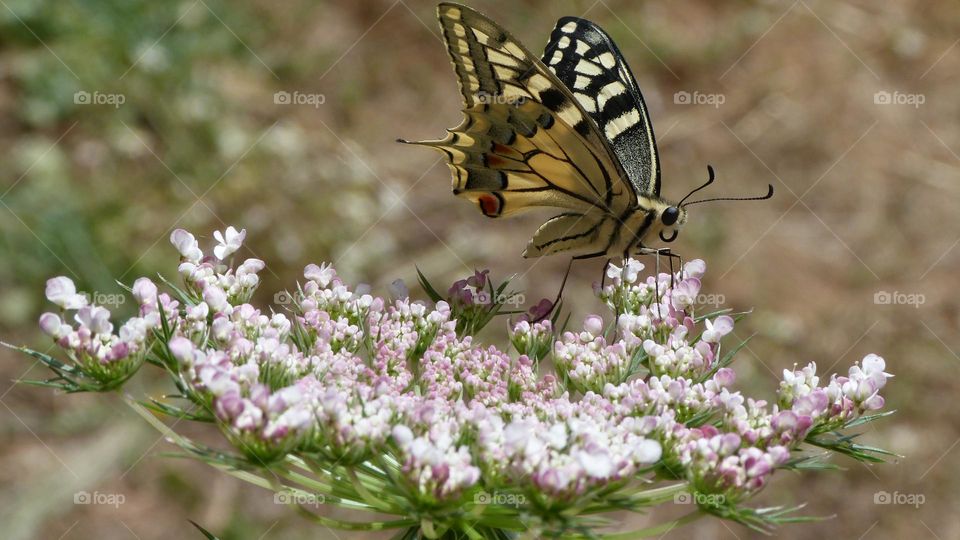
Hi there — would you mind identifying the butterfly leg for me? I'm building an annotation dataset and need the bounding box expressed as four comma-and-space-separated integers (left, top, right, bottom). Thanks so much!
601, 258, 612, 289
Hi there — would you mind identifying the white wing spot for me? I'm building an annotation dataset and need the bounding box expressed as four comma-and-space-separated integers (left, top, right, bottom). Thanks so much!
597, 81, 627, 110
604, 109, 641, 140
575, 40, 590, 55
549, 50, 563, 65
557, 104, 584, 127
561, 21, 578, 33
574, 59, 602, 76
598, 52, 617, 69
575, 93, 596, 112
573, 74, 592, 90
558, 36, 571, 49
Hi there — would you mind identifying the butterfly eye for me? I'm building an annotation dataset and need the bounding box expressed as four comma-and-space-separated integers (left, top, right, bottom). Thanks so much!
661, 207, 680, 226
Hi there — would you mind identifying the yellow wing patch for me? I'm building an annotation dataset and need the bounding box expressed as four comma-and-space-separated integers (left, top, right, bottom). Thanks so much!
403, 99, 630, 218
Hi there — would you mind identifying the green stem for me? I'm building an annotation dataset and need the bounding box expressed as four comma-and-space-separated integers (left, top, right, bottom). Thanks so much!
574, 511, 703, 539
295, 506, 416, 531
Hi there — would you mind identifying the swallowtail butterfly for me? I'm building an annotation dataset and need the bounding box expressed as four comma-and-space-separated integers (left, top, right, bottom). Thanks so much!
401, 3, 772, 260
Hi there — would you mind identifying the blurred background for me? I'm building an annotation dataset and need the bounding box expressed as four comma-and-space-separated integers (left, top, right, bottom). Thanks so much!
0, 0, 956, 538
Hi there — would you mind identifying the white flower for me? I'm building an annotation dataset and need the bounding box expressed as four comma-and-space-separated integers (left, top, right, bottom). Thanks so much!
634, 438, 663, 463
203, 285, 230, 312
75, 305, 113, 335
624, 259, 644, 283
304, 263, 336, 287
576, 446, 614, 478
132, 277, 158, 305
45, 277, 87, 310
683, 259, 706, 279
170, 229, 203, 262
392, 424, 414, 446
605, 262, 622, 281
702, 315, 734, 343
213, 226, 246, 260
167, 336, 193, 362
39, 313, 69, 338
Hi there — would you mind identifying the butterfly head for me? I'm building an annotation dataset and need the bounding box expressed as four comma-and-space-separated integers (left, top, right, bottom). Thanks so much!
656, 203, 686, 243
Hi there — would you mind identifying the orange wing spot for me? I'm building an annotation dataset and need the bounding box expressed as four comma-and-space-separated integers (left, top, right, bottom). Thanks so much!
486, 154, 508, 167
492, 143, 511, 154
478, 194, 501, 216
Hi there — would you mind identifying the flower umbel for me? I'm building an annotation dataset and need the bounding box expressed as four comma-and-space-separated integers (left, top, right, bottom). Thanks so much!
7, 227, 896, 538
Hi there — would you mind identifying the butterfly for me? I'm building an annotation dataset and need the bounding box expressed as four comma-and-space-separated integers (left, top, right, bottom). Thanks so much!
401, 3, 772, 262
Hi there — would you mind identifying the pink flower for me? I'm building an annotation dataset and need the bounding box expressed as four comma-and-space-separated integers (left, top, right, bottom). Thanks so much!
702, 316, 734, 343
170, 229, 202, 262
583, 314, 604, 336
45, 277, 87, 309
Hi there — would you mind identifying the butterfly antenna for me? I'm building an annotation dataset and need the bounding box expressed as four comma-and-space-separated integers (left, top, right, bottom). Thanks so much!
677, 165, 717, 207
681, 184, 774, 207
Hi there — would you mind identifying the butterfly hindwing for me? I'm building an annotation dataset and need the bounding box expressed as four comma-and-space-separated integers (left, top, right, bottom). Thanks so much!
542, 17, 661, 197
406, 99, 627, 218
525, 212, 618, 258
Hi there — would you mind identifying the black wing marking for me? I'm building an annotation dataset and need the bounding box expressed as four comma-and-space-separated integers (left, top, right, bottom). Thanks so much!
542, 16, 661, 197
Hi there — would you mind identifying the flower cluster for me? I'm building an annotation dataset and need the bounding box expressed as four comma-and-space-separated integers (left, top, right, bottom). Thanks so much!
20, 226, 895, 536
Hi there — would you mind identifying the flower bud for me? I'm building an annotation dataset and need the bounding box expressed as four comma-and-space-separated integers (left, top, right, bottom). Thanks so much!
46, 276, 87, 309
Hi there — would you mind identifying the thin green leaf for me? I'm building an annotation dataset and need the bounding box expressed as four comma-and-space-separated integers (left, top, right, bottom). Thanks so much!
188, 520, 221, 540
415, 266, 444, 303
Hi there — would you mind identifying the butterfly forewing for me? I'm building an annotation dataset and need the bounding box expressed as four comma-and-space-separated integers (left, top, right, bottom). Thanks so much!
542, 17, 661, 197
405, 3, 653, 258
